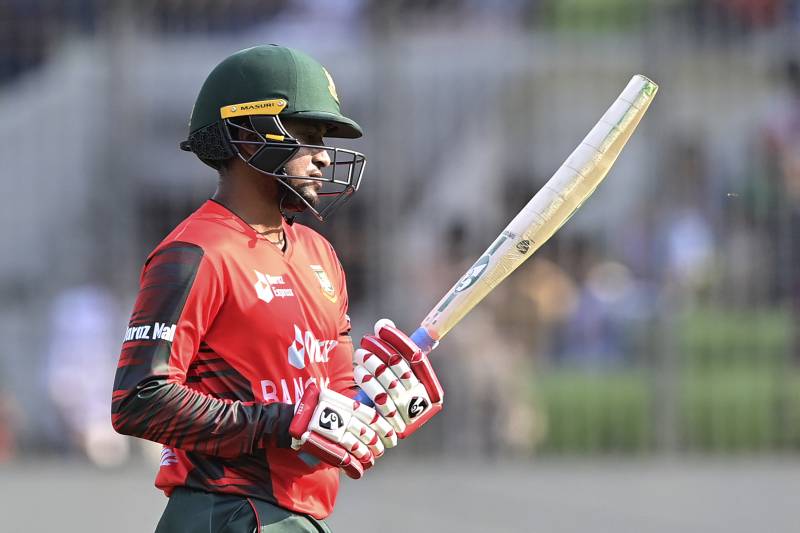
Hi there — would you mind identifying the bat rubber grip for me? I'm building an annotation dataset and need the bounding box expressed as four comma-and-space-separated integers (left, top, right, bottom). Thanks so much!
410, 326, 438, 354
354, 389, 373, 406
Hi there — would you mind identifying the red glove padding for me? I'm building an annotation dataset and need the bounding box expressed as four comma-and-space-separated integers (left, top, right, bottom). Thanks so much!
289, 382, 396, 480
354, 319, 444, 439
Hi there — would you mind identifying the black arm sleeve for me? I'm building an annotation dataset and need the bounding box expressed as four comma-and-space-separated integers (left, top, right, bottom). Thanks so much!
111, 242, 293, 457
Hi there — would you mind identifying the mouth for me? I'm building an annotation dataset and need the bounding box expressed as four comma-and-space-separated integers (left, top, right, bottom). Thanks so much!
298, 179, 322, 192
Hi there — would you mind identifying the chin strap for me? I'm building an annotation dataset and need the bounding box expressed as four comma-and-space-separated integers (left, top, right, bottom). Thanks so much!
277, 187, 296, 226
278, 188, 296, 226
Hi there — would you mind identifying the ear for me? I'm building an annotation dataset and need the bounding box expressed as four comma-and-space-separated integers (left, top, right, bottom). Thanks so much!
239, 142, 258, 158
234, 129, 261, 158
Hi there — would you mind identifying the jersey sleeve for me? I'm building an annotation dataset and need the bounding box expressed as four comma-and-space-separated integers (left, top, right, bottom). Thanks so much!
111, 241, 294, 457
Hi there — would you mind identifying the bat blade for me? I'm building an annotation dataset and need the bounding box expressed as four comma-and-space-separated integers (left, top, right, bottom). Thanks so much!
410, 75, 658, 353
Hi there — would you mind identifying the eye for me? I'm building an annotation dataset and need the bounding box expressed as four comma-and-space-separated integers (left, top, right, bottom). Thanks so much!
297, 126, 326, 145
303, 132, 324, 145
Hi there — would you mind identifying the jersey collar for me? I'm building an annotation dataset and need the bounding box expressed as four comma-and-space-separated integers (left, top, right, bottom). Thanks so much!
201, 199, 295, 258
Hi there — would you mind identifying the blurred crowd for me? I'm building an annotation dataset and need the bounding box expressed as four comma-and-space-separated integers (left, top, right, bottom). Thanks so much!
3, 0, 800, 82
1, 0, 800, 464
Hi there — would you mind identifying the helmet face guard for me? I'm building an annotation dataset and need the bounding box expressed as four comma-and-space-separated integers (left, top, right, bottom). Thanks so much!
183, 46, 367, 221
222, 114, 366, 221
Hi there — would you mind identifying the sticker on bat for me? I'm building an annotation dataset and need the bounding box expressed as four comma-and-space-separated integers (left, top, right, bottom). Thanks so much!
516, 240, 531, 254
454, 255, 491, 293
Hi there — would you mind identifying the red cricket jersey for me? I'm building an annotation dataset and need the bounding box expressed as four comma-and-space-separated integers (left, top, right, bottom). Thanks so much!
112, 199, 355, 519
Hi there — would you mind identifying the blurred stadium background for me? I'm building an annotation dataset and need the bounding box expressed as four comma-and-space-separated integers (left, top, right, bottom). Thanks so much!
1, 0, 800, 531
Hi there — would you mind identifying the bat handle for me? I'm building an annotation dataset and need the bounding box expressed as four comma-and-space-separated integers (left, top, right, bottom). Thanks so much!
354, 326, 439, 406
353, 389, 375, 407
354, 389, 372, 405
410, 326, 439, 354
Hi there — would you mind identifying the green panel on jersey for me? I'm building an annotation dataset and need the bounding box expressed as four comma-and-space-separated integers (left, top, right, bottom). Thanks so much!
189, 45, 362, 139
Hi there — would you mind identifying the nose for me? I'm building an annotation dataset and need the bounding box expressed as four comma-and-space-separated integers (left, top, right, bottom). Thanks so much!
312, 147, 331, 169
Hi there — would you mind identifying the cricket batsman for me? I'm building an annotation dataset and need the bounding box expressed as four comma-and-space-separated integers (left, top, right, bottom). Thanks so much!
111, 45, 444, 532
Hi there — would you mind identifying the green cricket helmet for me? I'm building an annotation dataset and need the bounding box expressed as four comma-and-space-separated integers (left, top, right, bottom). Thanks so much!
180, 44, 366, 221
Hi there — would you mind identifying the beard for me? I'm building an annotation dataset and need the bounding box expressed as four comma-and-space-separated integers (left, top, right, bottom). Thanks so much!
278, 179, 320, 212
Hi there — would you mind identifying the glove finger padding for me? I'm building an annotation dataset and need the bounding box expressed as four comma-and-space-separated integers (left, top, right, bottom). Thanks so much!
359, 337, 420, 390
354, 348, 405, 398
301, 433, 365, 480
353, 363, 407, 435
339, 430, 374, 466
356, 320, 444, 439
290, 382, 387, 479
376, 323, 443, 404
351, 386, 399, 448
346, 415, 384, 458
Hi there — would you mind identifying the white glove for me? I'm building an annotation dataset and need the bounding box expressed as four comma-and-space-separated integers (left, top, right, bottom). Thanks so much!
289, 382, 397, 479
353, 319, 444, 439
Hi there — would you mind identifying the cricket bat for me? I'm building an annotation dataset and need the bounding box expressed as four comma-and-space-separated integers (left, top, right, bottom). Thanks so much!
408, 74, 659, 353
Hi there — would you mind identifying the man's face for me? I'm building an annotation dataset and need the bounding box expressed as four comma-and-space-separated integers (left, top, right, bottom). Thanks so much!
279, 119, 331, 212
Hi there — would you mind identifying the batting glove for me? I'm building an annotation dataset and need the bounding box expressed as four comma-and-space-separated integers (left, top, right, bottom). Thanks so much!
353, 319, 444, 439
289, 382, 397, 480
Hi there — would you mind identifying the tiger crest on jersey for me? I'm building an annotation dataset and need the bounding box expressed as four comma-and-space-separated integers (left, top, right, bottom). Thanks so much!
310, 265, 337, 303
